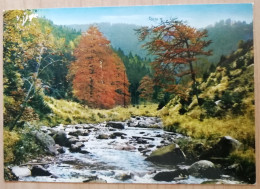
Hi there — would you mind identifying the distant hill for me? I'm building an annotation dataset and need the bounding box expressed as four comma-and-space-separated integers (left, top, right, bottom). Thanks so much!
65, 19, 253, 64
67, 23, 148, 58
206, 19, 253, 63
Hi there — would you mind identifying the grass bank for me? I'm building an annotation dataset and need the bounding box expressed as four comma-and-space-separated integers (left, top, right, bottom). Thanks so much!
41, 96, 158, 126
4, 97, 158, 164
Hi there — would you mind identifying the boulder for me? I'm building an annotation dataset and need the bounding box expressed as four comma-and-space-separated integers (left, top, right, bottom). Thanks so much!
106, 122, 125, 129
137, 121, 149, 127
83, 176, 107, 183
56, 144, 65, 154
53, 130, 70, 147
68, 130, 86, 137
145, 143, 186, 165
80, 149, 90, 154
121, 135, 126, 139
138, 147, 146, 152
31, 165, 52, 177
68, 137, 79, 145
40, 126, 51, 134
127, 116, 163, 128
11, 166, 31, 178
188, 160, 220, 179
214, 136, 241, 157
116, 173, 133, 181
97, 134, 109, 139
137, 138, 147, 144
82, 131, 89, 136
202, 136, 241, 158
153, 169, 188, 182
33, 131, 57, 155
69, 142, 84, 153
110, 132, 126, 139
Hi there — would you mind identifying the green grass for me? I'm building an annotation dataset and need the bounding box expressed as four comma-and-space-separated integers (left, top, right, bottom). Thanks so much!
41, 96, 158, 126
160, 103, 255, 147
3, 129, 20, 163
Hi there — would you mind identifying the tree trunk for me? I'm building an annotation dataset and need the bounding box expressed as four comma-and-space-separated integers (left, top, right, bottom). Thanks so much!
189, 62, 201, 106
185, 41, 201, 106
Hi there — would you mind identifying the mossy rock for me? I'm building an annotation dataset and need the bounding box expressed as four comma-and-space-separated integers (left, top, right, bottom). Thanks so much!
145, 143, 186, 165
188, 160, 220, 179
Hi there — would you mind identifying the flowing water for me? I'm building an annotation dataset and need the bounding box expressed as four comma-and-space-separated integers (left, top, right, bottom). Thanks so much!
19, 117, 243, 184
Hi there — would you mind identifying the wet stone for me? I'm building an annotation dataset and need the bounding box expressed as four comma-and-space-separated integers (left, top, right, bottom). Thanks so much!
70, 142, 84, 153
68, 130, 85, 137
137, 138, 147, 144
80, 149, 90, 154
97, 134, 109, 139
138, 147, 146, 151
31, 165, 52, 177
83, 176, 107, 183
11, 166, 31, 178
68, 137, 78, 145
106, 122, 125, 129
116, 173, 133, 181
153, 169, 188, 182
121, 135, 126, 139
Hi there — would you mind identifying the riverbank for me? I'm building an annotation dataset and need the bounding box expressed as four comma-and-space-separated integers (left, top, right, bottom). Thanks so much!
4, 97, 255, 184
4, 117, 248, 184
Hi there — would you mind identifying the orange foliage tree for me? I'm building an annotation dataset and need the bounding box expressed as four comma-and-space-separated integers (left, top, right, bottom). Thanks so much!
69, 26, 130, 109
137, 19, 211, 103
138, 75, 154, 102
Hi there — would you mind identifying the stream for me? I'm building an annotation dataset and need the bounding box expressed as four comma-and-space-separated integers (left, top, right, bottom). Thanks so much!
18, 116, 243, 184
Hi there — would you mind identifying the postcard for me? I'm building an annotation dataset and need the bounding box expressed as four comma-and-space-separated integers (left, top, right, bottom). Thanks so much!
3, 4, 255, 184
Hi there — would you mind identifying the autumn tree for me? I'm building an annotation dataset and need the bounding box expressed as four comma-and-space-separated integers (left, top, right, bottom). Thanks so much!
36, 18, 81, 100
137, 19, 212, 104
3, 10, 68, 130
138, 75, 154, 103
69, 26, 130, 109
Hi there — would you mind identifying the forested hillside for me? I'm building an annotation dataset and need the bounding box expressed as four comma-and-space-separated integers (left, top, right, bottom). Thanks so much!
206, 19, 253, 63
114, 48, 152, 104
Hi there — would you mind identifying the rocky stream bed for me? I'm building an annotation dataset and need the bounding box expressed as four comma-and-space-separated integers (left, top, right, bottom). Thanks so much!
9, 116, 246, 184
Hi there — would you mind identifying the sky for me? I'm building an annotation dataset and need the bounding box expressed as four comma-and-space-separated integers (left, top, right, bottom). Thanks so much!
37, 4, 253, 28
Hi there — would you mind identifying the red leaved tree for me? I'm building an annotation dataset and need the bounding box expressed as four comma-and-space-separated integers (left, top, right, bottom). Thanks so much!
137, 19, 211, 104
70, 26, 130, 109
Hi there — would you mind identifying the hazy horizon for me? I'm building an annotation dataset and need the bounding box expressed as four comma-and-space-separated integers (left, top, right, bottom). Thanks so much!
36, 4, 253, 29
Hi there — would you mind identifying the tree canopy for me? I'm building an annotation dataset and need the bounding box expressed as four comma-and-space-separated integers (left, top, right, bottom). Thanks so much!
69, 26, 130, 109
137, 19, 212, 102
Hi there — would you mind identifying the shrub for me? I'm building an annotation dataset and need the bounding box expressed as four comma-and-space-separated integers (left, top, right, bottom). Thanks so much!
3, 130, 20, 163
202, 99, 217, 117
229, 148, 255, 183
13, 130, 44, 164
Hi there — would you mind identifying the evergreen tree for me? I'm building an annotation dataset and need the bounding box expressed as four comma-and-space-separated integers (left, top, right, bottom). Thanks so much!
114, 49, 151, 104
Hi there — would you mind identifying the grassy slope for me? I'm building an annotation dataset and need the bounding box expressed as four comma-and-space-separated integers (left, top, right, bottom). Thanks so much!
160, 44, 254, 146
41, 97, 158, 126
159, 42, 255, 181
